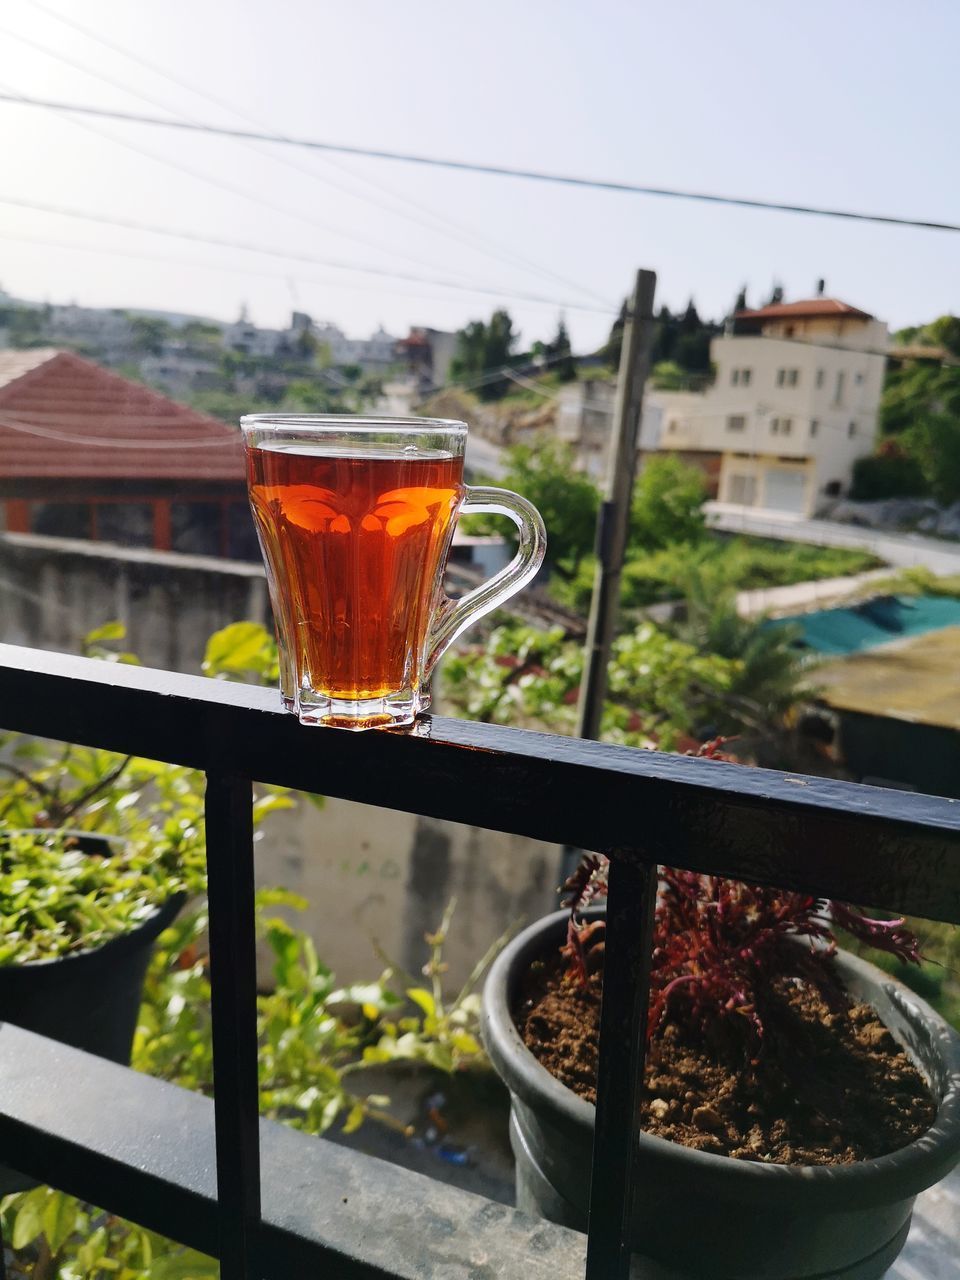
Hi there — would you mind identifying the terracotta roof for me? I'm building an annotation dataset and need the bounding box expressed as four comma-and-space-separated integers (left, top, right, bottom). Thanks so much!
734, 299, 874, 322
0, 349, 242, 481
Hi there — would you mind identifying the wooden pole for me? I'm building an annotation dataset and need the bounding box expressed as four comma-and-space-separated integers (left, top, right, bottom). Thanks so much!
575, 268, 657, 741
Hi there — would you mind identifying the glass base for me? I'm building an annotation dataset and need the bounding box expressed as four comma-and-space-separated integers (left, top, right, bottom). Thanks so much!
283, 686, 428, 731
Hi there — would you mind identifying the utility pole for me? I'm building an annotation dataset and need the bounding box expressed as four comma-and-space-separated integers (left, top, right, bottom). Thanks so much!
575, 267, 657, 741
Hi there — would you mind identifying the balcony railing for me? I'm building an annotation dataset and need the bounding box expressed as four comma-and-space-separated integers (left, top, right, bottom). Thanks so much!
0, 640, 959, 1279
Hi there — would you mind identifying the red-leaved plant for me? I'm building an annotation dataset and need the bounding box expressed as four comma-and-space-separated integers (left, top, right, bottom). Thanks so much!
561, 741, 922, 1044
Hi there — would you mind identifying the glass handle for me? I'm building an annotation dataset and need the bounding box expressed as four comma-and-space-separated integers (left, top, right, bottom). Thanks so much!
426, 485, 547, 676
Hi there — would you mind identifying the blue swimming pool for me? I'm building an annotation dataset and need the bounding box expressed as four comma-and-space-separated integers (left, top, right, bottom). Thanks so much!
770, 594, 960, 655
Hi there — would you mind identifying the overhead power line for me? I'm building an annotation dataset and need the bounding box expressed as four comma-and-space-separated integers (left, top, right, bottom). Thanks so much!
13, 1, 612, 307
0, 230, 581, 312
0, 194, 618, 316
0, 55, 501, 291
1, 92, 958, 234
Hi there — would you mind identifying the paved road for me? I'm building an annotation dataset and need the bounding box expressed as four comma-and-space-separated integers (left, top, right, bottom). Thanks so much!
706, 503, 960, 576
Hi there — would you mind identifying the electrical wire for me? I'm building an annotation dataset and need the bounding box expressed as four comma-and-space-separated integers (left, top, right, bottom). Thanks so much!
0, 409, 239, 450
0, 194, 618, 315
0, 46, 504, 292
2, 91, 958, 234
0, 230, 586, 313
15, 0, 612, 308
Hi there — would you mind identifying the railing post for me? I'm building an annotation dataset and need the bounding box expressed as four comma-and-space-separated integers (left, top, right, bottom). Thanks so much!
584, 857, 658, 1280
205, 772, 261, 1279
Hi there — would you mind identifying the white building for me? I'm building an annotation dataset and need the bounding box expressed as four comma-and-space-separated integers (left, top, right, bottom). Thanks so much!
555, 378, 617, 480
645, 299, 888, 517
223, 308, 285, 358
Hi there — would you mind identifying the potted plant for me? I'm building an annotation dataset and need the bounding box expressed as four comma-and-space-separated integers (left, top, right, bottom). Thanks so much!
482, 763, 960, 1279
0, 621, 293, 1194
0, 828, 188, 1062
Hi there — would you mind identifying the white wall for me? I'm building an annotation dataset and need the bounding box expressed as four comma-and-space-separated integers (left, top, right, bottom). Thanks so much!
649, 316, 888, 514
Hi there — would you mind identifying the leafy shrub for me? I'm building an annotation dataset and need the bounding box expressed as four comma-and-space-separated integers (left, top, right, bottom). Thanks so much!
907, 413, 960, 505
441, 618, 775, 751
469, 440, 600, 579
629, 455, 707, 551
562, 844, 920, 1045
552, 537, 882, 615
0, 830, 188, 964
850, 447, 928, 501
2, 888, 492, 1276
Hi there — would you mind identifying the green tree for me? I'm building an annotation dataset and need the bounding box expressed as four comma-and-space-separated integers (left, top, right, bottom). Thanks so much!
129, 315, 172, 355
668, 566, 815, 760
547, 317, 576, 381
450, 309, 518, 399
472, 441, 599, 579
7, 307, 46, 348
485, 308, 517, 369
881, 362, 960, 436
907, 413, 960, 504
650, 360, 689, 390
180, 320, 223, 355
629, 455, 707, 552
603, 299, 627, 370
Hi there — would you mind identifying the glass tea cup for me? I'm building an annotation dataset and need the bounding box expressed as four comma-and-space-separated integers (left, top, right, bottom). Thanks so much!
242, 415, 546, 729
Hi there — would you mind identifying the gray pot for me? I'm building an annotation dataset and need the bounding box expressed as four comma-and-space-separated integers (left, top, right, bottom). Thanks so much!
482, 909, 960, 1280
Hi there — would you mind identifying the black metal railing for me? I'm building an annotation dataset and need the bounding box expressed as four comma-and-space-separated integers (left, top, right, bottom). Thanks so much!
0, 640, 959, 1280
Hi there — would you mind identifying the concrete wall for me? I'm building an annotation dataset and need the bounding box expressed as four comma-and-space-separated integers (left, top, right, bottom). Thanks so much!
0, 532, 560, 985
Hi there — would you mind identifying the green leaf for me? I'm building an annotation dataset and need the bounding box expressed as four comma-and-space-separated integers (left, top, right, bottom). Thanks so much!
11, 1185, 48, 1249
255, 887, 308, 912
85, 621, 127, 644
406, 987, 436, 1018
342, 1102, 365, 1134
450, 1030, 482, 1055
43, 1189, 80, 1253
202, 622, 274, 678
146, 1249, 219, 1279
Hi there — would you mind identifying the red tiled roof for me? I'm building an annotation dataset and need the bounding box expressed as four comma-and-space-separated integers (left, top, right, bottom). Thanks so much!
0, 349, 243, 481
734, 299, 874, 322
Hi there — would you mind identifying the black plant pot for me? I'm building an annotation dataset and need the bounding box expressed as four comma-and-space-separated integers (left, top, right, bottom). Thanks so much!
0, 830, 185, 1193
482, 909, 960, 1280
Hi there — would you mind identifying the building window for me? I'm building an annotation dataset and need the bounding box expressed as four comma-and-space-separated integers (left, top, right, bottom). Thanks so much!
810, 419, 819, 438
728, 474, 757, 506
731, 368, 752, 386
834, 371, 845, 405
776, 368, 799, 387
816, 369, 825, 388
726, 414, 746, 432
668, 420, 677, 433
855, 371, 864, 384
771, 417, 793, 436
848, 421, 856, 438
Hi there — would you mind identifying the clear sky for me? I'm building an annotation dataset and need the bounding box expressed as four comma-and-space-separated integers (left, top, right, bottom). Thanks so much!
1, 0, 957, 351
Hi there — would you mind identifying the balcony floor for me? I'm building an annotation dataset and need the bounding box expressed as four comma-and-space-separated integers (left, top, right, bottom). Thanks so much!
889, 1164, 960, 1278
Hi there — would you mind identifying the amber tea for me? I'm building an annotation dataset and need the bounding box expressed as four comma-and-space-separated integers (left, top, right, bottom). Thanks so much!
248, 444, 462, 700
242, 416, 545, 729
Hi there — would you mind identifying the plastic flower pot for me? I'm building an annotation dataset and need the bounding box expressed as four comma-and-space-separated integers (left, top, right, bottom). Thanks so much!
482, 908, 960, 1280
0, 830, 185, 1193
